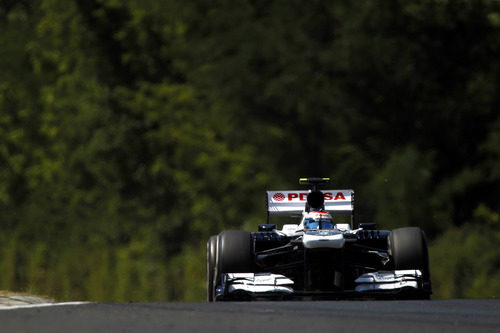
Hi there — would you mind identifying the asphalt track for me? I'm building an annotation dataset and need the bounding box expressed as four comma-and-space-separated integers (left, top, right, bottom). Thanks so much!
0, 299, 498, 332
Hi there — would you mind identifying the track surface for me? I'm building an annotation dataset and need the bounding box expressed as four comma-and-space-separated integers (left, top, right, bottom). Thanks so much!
0, 300, 498, 332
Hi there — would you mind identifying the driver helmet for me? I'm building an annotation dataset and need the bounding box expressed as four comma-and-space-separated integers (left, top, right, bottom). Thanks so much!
303, 211, 334, 230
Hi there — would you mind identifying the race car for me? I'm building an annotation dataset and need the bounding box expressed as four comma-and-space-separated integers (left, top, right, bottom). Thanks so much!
207, 177, 432, 301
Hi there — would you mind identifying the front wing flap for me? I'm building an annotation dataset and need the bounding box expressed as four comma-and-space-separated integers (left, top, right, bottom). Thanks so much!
215, 273, 294, 300
215, 270, 428, 301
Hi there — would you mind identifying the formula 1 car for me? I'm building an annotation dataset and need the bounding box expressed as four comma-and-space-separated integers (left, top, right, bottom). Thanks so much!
207, 178, 432, 301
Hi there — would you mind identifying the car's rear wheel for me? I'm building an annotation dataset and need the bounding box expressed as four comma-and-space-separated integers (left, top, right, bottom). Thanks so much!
206, 235, 218, 302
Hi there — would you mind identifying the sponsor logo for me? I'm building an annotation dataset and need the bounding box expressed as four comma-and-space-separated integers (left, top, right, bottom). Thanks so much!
272, 192, 347, 201
273, 192, 285, 201
333, 192, 346, 200
287, 193, 309, 201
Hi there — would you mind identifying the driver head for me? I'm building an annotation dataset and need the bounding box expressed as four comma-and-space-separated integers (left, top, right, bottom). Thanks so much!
302, 211, 334, 230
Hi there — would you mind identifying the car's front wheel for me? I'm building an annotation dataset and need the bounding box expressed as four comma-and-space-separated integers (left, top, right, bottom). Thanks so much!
213, 230, 253, 300
217, 230, 252, 274
206, 235, 218, 302
388, 227, 429, 271
388, 226, 431, 298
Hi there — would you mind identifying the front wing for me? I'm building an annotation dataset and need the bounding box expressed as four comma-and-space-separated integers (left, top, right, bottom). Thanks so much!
215, 270, 428, 301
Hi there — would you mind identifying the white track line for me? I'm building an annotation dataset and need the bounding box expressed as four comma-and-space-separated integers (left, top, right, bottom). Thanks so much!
0, 301, 91, 310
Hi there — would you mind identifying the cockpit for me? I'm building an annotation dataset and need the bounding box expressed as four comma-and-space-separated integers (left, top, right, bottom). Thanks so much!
302, 211, 335, 230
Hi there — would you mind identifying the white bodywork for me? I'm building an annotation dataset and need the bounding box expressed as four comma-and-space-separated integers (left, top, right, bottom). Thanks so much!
302, 230, 345, 249
281, 224, 300, 236
223, 273, 294, 295
354, 270, 423, 292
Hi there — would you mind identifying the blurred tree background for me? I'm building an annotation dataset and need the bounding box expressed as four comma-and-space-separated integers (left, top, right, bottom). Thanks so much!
0, 0, 499, 301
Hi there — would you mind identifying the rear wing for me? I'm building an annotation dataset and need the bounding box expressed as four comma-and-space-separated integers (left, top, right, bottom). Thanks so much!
266, 190, 354, 216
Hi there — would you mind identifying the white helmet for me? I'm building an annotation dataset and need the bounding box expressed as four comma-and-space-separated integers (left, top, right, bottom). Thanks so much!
302, 211, 334, 230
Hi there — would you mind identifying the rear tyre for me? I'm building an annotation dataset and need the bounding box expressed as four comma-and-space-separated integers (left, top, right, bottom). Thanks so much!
206, 235, 218, 302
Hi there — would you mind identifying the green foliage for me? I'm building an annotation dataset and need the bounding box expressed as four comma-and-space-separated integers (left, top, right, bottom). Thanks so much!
0, 0, 499, 301
430, 205, 500, 298
365, 146, 436, 233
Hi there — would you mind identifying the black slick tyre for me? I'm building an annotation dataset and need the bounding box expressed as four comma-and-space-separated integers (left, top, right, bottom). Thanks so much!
206, 235, 218, 302
388, 226, 431, 298
388, 227, 428, 270
217, 230, 252, 275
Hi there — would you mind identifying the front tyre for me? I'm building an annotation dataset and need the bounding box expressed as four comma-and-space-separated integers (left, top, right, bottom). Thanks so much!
388, 227, 428, 270
388, 227, 431, 298
206, 235, 218, 302
217, 230, 252, 274
212, 230, 252, 301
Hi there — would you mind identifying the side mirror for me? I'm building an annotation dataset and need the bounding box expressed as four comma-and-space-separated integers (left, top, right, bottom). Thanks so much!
358, 222, 377, 230
258, 224, 277, 232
